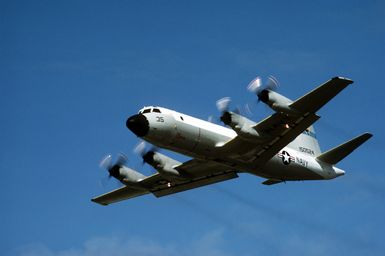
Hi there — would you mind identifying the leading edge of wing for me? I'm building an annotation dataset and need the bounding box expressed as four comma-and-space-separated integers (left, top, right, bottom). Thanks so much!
218, 77, 352, 162
290, 76, 353, 114
91, 186, 149, 206
92, 161, 238, 205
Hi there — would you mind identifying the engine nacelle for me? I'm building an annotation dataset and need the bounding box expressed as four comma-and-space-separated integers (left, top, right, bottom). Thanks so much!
220, 112, 265, 142
109, 165, 146, 187
259, 90, 299, 116
142, 151, 184, 180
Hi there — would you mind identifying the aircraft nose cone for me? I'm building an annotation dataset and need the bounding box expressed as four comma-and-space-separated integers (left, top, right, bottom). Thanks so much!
126, 114, 149, 137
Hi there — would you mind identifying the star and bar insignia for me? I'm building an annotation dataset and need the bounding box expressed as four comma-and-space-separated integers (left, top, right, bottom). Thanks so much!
278, 150, 295, 165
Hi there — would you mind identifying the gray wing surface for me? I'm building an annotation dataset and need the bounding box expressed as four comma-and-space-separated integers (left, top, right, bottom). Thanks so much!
175, 159, 234, 178
91, 186, 150, 206
221, 112, 320, 165
92, 160, 237, 205
143, 160, 238, 197
290, 76, 353, 113
150, 171, 238, 197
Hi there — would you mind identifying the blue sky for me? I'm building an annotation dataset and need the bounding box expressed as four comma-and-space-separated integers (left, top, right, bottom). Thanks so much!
1, 1, 384, 255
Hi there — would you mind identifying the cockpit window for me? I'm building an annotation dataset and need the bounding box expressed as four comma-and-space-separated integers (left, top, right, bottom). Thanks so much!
153, 108, 161, 113
143, 109, 151, 113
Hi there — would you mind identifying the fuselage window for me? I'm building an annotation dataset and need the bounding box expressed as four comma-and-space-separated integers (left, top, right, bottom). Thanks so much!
143, 109, 151, 113
180, 116, 184, 121
153, 108, 161, 113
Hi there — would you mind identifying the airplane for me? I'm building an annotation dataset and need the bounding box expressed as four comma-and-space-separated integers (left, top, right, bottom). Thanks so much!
92, 76, 372, 205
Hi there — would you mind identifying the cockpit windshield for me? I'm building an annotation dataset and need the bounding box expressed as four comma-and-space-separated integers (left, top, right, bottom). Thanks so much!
139, 107, 162, 114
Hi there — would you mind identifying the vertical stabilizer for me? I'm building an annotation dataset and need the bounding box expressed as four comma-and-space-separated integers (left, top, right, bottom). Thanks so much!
287, 125, 321, 156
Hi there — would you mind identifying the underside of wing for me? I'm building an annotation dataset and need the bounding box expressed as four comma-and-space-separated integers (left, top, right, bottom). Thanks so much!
290, 77, 353, 113
175, 159, 233, 178
142, 159, 238, 197
220, 112, 320, 167
92, 159, 238, 205
150, 171, 238, 197
218, 77, 353, 168
91, 186, 149, 206
251, 113, 320, 165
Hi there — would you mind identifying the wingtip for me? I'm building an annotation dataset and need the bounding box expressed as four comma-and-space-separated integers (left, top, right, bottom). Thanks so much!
332, 76, 354, 84
355, 132, 373, 145
91, 198, 108, 206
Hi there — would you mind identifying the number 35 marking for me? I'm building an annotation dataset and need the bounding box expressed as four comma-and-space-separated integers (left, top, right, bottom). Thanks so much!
156, 116, 164, 122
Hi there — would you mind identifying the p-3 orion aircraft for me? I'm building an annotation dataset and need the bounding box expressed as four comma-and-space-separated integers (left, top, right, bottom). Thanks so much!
92, 76, 372, 205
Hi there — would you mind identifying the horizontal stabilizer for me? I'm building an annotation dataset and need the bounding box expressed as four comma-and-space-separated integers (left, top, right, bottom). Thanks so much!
316, 132, 372, 165
262, 179, 283, 185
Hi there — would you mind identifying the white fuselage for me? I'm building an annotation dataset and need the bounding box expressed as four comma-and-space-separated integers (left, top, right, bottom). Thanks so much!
135, 106, 344, 181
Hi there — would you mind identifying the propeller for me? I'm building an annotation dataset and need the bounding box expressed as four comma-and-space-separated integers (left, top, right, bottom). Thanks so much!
133, 141, 159, 166
216, 97, 232, 113
215, 97, 233, 125
99, 154, 113, 170
99, 152, 128, 179
247, 75, 279, 102
115, 152, 128, 166
209, 75, 279, 124
213, 98, 245, 125
245, 75, 279, 114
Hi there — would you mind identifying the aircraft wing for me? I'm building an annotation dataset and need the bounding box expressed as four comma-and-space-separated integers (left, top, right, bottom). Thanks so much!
141, 159, 238, 197
91, 186, 150, 206
221, 112, 320, 165
220, 77, 353, 168
148, 171, 238, 197
92, 161, 238, 205
174, 158, 234, 178
290, 76, 353, 113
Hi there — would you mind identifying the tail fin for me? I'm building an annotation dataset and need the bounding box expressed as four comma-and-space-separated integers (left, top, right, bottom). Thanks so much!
316, 133, 372, 165
287, 125, 322, 156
